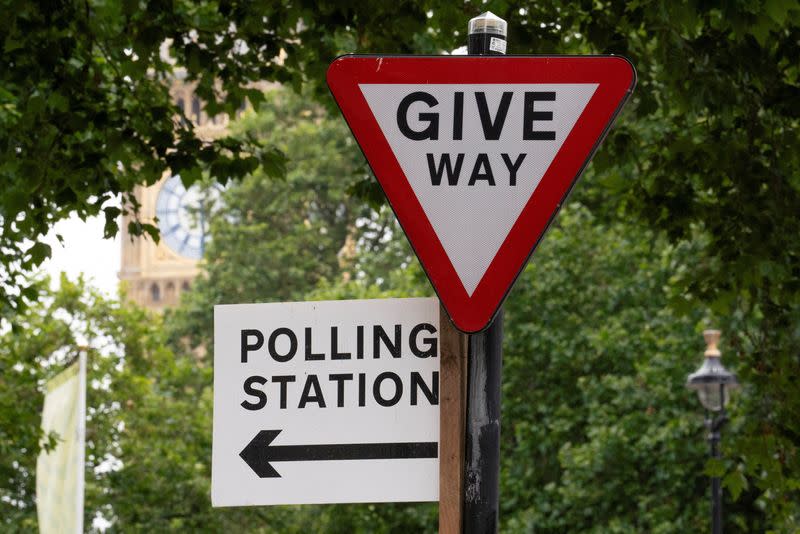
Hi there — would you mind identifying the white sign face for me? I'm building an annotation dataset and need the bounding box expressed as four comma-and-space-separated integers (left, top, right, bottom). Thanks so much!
212, 297, 440, 507
359, 84, 596, 296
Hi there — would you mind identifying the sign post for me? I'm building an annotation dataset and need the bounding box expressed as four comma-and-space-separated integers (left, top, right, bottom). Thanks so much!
462, 12, 507, 534
438, 304, 468, 533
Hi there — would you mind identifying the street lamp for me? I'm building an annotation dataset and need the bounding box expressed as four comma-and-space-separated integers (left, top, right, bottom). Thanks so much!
686, 329, 739, 534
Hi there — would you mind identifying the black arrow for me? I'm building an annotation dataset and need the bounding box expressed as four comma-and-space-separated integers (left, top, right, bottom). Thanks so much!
239, 430, 438, 478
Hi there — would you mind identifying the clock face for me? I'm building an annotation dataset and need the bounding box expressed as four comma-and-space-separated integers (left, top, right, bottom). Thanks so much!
155, 175, 223, 260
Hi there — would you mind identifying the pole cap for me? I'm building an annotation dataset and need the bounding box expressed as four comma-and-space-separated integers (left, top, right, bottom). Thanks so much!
703, 329, 721, 358
468, 11, 507, 37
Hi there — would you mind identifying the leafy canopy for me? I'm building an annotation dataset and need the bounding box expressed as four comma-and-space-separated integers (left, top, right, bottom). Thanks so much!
0, 0, 463, 316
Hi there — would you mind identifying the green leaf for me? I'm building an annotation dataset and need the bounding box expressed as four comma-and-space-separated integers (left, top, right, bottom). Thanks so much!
26, 242, 51, 266
704, 457, 726, 478
764, 0, 792, 24
259, 147, 287, 179
723, 470, 748, 501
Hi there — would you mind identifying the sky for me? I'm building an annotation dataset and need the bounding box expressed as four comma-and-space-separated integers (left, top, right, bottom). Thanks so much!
42, 214, 121, 299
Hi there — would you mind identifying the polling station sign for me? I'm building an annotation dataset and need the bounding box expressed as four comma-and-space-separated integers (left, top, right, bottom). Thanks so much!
211, 298, 440, 506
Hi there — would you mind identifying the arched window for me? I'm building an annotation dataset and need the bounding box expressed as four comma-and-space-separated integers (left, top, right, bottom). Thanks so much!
176, 97, 187, 126
182, 281, 191, 292
191, 96, 201, 123
165, 282, 176, 302
150, 283, 161, 302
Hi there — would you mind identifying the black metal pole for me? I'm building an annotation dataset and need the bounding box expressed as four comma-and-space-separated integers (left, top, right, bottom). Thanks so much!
708, 416, 722, 534
708, 384, 726, 534
463, 12, 507, 534
463, 310, 504, 534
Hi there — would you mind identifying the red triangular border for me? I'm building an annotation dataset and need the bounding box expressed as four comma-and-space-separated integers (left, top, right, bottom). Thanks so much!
327, 55, 636, 333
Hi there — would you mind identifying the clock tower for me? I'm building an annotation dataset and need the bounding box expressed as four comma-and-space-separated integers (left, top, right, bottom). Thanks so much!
118, 74, 230, 310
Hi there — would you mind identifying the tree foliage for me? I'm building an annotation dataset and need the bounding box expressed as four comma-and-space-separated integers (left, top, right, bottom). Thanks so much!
531, 2, 800, 522
500, 206, 760, 532
0, 0, 463, 315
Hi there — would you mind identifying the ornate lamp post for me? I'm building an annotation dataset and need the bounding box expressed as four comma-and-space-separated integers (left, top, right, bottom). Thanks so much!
686, 330, 740, 534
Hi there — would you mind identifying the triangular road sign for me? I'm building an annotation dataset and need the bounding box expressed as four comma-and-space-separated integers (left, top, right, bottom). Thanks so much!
327, 55, 636, 333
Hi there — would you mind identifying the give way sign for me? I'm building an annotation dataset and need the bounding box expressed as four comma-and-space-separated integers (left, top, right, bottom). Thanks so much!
327, 55, 636, 333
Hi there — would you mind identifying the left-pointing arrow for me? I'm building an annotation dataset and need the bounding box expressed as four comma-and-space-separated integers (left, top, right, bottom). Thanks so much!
239, 429, 438, 478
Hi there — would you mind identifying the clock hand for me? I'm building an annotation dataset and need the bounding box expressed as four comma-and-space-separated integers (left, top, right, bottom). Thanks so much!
181, 233, 191, 253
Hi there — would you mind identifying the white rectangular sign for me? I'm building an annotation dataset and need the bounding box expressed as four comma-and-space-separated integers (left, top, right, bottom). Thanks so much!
212, 297, 440, 507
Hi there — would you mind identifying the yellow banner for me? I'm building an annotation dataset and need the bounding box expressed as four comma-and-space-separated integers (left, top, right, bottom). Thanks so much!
36, 354, 85, 534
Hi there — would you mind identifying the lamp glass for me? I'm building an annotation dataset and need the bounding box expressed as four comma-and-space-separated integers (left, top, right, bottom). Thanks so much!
696, 383, 728, 412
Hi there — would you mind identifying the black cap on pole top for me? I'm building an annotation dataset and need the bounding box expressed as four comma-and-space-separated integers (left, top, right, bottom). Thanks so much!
467, 11, 508, 55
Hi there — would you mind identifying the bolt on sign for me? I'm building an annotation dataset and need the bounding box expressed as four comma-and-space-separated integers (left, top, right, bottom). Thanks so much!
327, 55, 636, 333
211, 298, 440, 506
